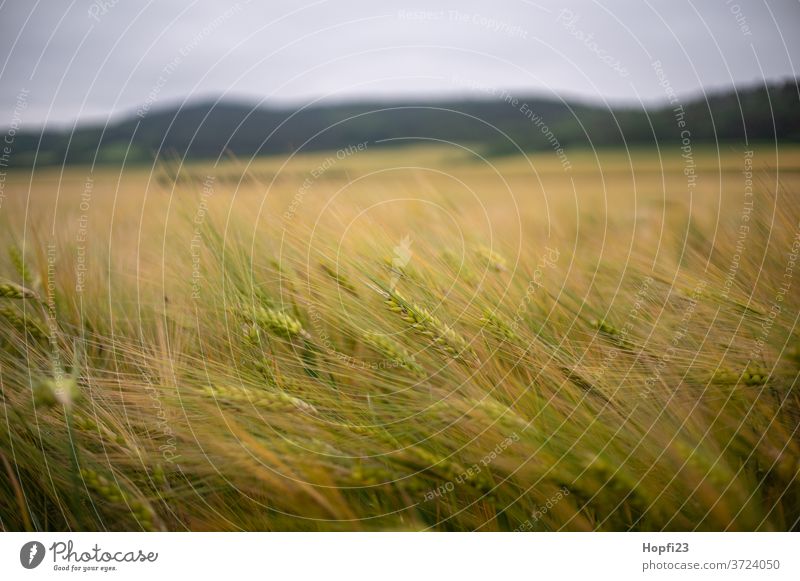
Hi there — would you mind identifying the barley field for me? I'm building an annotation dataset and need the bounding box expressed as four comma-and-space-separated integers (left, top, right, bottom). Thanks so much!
1, 144, 799, 531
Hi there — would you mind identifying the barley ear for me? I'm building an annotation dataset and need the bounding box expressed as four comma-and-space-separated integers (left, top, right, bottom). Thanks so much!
0, 280, 38, 300
9, 246, 33, 287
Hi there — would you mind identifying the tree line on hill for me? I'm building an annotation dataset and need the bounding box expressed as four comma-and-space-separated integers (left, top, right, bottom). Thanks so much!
5, 80, 798, 167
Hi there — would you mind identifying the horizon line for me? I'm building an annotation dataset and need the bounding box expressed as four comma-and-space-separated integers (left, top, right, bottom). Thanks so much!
8, 76, 798, 134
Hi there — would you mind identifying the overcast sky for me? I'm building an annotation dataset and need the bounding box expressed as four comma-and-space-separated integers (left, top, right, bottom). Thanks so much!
1, 0, 798, 128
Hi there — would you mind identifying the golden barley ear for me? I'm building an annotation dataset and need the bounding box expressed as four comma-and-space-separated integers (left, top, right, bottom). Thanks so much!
250, 306, 310, 340
362, 330, 425, 377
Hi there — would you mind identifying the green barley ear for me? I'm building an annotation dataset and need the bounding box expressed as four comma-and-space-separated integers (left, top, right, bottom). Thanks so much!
384, 290, 473, 360
469, 397, 526, 429
242, 323, 261, 345
80, 468, 158, 531
204, 385, 318, 414
711, 367, 737, 385
481, 309, 518, 342
73, 412, 130, 448
349, 463, 392, 486
80, 468, 128, 503
591, 319, 619, 336
0, 280, 37, 300
152, 463, 167, 487
0, 305, 47, 341
72, 413, 99, 432
252, 307, 310, 340
9, 246, 32, 287
320, 263, 359, 296
742, 364, 768, 386
363, 331, 425, 377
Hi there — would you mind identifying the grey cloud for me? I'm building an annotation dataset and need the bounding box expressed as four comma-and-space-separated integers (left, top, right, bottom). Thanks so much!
0, 0, 797, 128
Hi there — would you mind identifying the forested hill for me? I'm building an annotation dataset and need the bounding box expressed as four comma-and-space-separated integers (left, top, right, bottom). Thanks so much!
6, 80, 798, 167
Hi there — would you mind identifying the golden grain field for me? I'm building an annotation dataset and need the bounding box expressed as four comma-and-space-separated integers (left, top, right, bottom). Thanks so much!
1, 144, 798, 531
